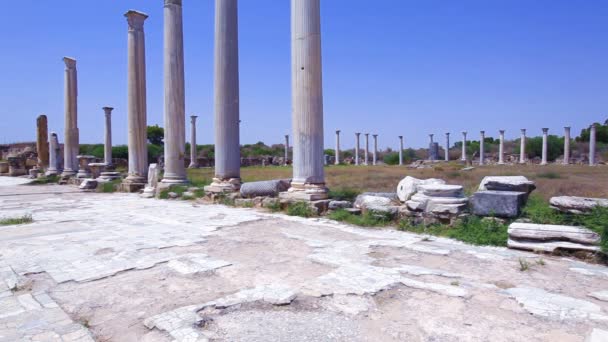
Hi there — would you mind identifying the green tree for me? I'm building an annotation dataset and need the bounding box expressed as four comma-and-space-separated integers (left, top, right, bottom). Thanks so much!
147, 125, 164, 146
577, 120, 608, 143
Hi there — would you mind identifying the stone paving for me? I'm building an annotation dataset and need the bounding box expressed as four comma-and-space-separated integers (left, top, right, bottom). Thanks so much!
1, 177, 608, 341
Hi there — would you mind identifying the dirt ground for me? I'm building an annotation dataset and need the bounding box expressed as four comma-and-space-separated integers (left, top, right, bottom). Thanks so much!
1, 178, 608, 341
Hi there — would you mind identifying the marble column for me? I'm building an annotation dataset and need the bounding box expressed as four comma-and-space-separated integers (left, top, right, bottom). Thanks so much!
563, 126, 571, 165
372, 134, 378, 165
45, 132, 59, 176
207, 0, 241, 192
519, 129, 526, 164
364, 133, 370, 165
284, 0, 326, 199
122, 11, 149, 190
399, 135, 404, 166
61, 57, 78, 177
102, 107, 113, 166
335, 130, 341, 165
541, 128, 549, 165
444, 133, 450, 162
284, 135, 290, 166
161, 0, 188, 184
354, 133, 361, 165
498, 130, 505, 165
36, 115, 49, 168
188, 116, 199, 168
479, 131, 485, 165
461, 131, 467, 161
429, 134, 435, 161
589, 123, 597, 166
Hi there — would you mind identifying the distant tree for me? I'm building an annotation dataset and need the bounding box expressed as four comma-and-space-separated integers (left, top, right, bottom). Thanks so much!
515, 135, 564, 161
147, 125, 164, 146
577, 120, 608, 144
383, 152, 399, 165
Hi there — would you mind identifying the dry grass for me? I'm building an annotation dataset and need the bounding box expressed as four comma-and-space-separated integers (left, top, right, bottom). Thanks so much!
187, 164, 608, 200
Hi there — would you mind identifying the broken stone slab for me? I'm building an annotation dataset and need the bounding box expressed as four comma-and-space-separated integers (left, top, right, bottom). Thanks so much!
396, 176, 445, 202
508, 222, 601, 245
329, 200, 352, 210
478, 176, 536, 194
344, 208, 362, 215
365, 205, 399, 219
470, 191, 527, 218
354, 193, 398, 209
406, 193, 468, 212
417, 184, 464, 198
78, 179, 98, 190
507, 239, 601, 253
549, 196, 608, 214
240, 179, 291, 198
426, 202, 468, 216
589, 291, 608, 302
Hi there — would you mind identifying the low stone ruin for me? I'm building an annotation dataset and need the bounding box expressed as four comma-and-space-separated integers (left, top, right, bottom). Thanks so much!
508, 222, 601, 253
470, 176, 536, 218
405, 184, 468, 224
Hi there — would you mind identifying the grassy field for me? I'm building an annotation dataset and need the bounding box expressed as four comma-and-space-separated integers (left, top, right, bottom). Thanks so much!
188, 163, 608, 200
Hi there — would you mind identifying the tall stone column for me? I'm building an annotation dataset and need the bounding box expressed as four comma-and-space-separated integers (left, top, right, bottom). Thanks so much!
461, 131, 467, 161
498, 130, 505, 165
541, 128, 549, 165
161, 0, 188, 184
283, 0, 326, 200
335, 130, 341, 165
563, 126, 571, 165
284, 135, 290, 166
364, 133, 369, 165
429, 134, 435, 161
444, 133, 450, 161
479, 131, 485, 165
373, 134, 378, 165
188, 116, 199, 168
519, 129, 526, 164
102, 107, 113, 166
46, 132, 59, 176
589, 123, 597, 166
36, 115, 49, 168
122, 11, 149, 190
207, 0, 241, 193
354, 133, 361, 165
61, 57, 78, 177
399, 135, 404, 166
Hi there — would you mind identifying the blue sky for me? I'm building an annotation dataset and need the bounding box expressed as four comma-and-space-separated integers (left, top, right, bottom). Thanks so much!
1, 0, 607, 149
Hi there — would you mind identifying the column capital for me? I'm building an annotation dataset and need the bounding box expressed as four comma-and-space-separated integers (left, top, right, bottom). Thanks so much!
365, 133, 369, 137
335, 130, 341, 134
164, 0, 183, 7
542, 128, 549, 133
564, 126, 571, 130
480, 130, 485, 135
190, 115, 198, 119
372, 134, 378, 138
590, 123, 598, 128
398, 135, 403, 139
285, 134, 289, 138
102, 106, 114, 114
499, 130, 505, 135
355, 132, 360, 136
63, 57, 77, 68
462, 131, 467, 136
521, 128, 526, 134
445, 132, 450, 136
125, 10, 148, 31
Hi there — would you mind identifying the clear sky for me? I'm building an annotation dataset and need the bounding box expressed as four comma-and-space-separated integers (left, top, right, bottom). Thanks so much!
1, 0, 607, 149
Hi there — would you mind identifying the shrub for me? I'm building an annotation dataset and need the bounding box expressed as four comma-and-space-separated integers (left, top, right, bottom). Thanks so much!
286, 202, 315, 218
98, 179, 121, 193
328, 188, 360, 202
0, 214, 33, 226
383, 152, 399, 165
329, 209, 392, 227
28, 175, 59, 185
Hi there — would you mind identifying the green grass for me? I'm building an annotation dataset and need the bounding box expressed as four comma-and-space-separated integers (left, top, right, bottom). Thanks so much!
189, 177, 212, 188
193, 188, 206, 198
328, 209, 392, 227
265, 200, 282, 212
522, 195, 565, 225
159, 185, 189, 199
328, 188, 360, 202
286, 201, 316, 218
0, 214, 33, 226
399, 216, 510, 247
535, 171, 562, 179
27, 174, 59, 185
98, 179, 121, 193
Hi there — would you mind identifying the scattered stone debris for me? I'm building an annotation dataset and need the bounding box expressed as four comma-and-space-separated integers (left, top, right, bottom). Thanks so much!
78, 179, 98, 190
550, 196, 608, 214
396, 176, 445, 202
507, 222, 601, 253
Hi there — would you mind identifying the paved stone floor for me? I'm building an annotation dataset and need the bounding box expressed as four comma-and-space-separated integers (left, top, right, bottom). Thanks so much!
1, 176, 607, 342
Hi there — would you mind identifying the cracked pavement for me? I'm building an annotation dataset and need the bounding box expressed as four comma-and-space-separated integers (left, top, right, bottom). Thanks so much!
1, 178, 607, 341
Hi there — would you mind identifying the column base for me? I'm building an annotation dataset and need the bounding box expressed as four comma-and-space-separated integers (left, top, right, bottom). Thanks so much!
204, 178, 241, 193
121, 175, 146, 193
97, 172, 121, 182
61, 169, 77, 177
188, 163, 199, 169
76, 171, 91, 179
160, 177, 189, 185
45, 169, 59, 176
279, 182, 329, 201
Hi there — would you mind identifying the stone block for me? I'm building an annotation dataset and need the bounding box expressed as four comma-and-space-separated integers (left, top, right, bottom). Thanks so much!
328, 200, 352, 210
478, 176, 536, 194
508, 222, 600, 245
549, 196, 608, 214
240, 179, 290, 198
418, 184, 464, 197
470, 191, 527, 218
354, 193, 398, 209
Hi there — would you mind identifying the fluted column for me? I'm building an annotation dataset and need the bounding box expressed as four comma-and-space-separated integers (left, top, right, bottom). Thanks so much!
590, 123, 597, 166
207, 0, 241, 192
286, 0, 326, 199
284, 135, 290, 166
445, 133, 450, 161
372, 134, 378, 165
354, 133, 360, 165
563, 126, 570, 165
541, 128, 549, 165
335, 130, 341, 165
479, 131, 485, 165
162, 0, 188, 184
46, 132, 59, 176
519, 129, 526, 164
399, 135, 404, 165
498, 130, 505, 165
461, 131, 467, 161
364, 133, 369, 165
123, 11, 149, 188
61, 57, 78, 177
102, 107, 113, 166
188, 116, 199, 168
